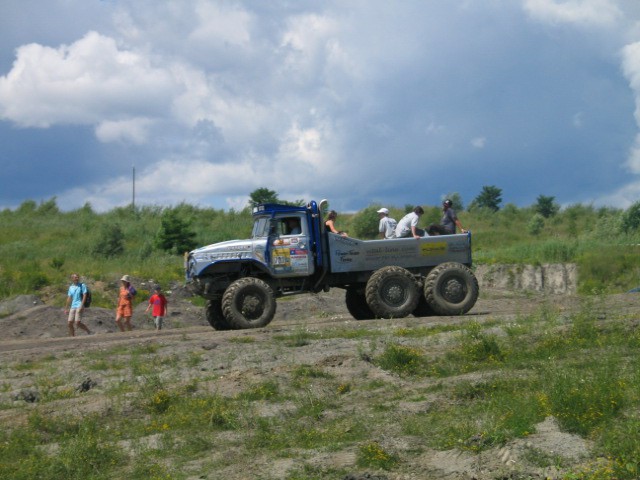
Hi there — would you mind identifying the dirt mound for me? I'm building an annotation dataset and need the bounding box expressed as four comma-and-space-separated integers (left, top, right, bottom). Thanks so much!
0, 301, 210, 339
0, 295, 44, 317
0, 288, 351, 339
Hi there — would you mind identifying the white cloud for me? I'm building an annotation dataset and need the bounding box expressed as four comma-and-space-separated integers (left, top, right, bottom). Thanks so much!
170, 65, 273, 145
57, 145, 331, 212
58, 158, 258, 211
95, 118, 154, 144
0, 26, 277, 148
625, 133, 640, 173
621, 42, 640, 172
523, 0, 622, 27
592, 176, 640, 207
190, 1, 252, 47
426, 121, 446, 135
0, 31, 176, 129
572, 112, 584, 128
622, 41, 640, 94
277, 121, 330, 170
471, 136, 486, 148
279, 14, 350, 84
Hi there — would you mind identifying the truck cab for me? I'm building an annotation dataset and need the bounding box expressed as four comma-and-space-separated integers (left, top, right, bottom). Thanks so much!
186, 201, 325, 295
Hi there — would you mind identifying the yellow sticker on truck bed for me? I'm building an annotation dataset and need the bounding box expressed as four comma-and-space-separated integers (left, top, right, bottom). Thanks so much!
420, 242, 447, 256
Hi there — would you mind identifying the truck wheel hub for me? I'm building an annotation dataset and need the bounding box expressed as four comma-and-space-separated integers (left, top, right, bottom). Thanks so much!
240, 295, 263, 319
442, 279, 464, 303
383, 283, 406, 306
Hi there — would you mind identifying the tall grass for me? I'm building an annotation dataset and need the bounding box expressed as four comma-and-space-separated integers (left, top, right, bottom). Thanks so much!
0, 203, 251, 300
3, 198, 640, 298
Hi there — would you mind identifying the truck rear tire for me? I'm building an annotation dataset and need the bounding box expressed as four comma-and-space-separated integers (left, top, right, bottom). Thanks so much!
424, 262, 478, 315
222, 278, 277, 329
365, 266, 419, 319
345, 287, 375, 320
205, 299, 233, 330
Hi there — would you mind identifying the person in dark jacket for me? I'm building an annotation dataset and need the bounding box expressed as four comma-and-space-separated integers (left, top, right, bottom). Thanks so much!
428, 199, 467, 235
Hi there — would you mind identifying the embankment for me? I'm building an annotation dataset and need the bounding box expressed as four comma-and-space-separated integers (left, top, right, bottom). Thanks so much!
475, 263, 577, 294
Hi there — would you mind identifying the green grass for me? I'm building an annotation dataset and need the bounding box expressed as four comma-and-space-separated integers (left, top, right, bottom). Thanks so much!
3, 198, 640, 299
2, 301, 640, 479
375, 343, 429, 376
357, 441, 399, 470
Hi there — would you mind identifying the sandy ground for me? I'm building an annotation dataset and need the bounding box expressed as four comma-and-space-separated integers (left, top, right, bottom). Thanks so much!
1, 287, 639, 479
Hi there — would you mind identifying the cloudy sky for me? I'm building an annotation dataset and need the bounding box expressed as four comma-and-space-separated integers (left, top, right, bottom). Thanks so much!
2, 0, 640, 212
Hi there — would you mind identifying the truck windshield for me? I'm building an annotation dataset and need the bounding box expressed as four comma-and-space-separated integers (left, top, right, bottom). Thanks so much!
252, 217, 270, 238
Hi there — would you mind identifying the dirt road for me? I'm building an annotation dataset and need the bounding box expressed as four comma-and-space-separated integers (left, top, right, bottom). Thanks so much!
3, 287, 635, 356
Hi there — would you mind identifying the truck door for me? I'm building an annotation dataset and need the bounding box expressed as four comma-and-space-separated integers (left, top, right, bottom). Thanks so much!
269, 215, 315, 277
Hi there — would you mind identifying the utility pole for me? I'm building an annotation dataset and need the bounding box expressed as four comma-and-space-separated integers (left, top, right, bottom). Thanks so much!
132, 164, 136, 211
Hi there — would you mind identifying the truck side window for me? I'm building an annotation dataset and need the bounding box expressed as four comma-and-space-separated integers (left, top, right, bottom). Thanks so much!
283, 217, 302, 235
252, 217, 270, 238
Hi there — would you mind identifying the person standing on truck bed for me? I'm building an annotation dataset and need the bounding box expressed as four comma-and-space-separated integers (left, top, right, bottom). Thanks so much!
428, 199, 467, 235
395, 206, 426, 239
377, 208, 397, 239
325, 210, 347, 236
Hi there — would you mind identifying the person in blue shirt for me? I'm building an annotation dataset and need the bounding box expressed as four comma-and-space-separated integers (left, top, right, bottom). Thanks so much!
64, 273, 92, 336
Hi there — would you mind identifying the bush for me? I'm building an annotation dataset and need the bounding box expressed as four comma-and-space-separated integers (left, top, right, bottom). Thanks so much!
93, 224, 125, 257
350, 206, 380, 239
36, 197, 60, 216
471, 185, 502, 212
621, 201, 640, 232
528, 214, 545, 235
155, 208, 197, 254
534, 195, 559, 218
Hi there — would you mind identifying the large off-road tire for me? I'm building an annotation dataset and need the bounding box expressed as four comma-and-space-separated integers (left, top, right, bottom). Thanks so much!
412, 295, 435, 318
345, 287, 375, 320
424, 262, 479, 316
205, 298, 233, 330
365, 266, 420, 319
222, 278, 277, 329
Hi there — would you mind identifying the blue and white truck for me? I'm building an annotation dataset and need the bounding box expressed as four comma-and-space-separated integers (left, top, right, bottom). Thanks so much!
185, 200, 478, 330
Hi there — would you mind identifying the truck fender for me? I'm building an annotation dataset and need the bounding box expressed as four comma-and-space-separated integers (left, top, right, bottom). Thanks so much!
197, 259, 271, 278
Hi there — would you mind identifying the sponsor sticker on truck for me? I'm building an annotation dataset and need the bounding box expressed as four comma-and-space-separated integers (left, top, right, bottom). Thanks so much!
420, 242, 447, 256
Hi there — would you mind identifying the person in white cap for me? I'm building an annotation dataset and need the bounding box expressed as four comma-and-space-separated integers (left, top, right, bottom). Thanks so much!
377, 207, 397, 239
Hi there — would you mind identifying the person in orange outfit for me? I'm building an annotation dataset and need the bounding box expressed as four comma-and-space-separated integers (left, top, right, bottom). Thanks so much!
115, 274, 136, 331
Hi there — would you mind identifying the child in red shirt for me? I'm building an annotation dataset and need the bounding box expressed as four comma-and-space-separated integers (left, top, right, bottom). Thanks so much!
145, 285, 168, 331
